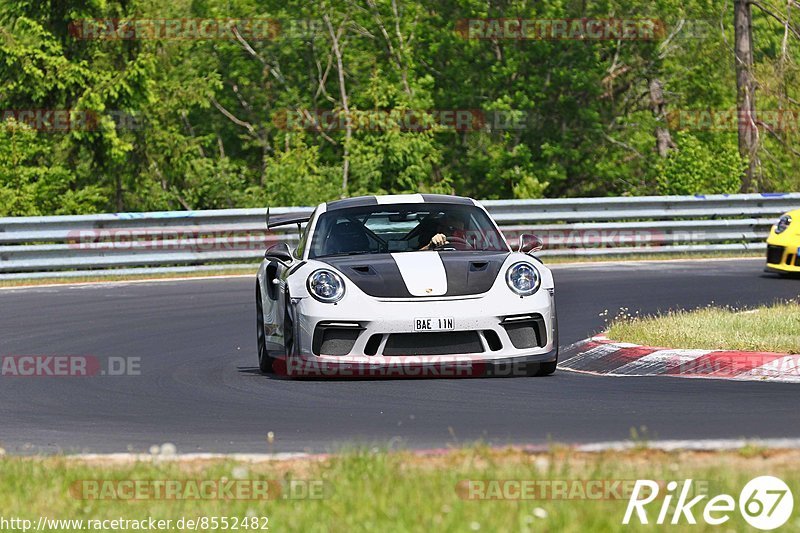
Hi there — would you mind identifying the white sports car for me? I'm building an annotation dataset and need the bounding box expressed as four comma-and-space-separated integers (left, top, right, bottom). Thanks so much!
256, 194, 558, 378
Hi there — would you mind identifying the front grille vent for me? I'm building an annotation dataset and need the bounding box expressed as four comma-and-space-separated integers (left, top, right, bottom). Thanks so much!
501, 314, 547, 349
383, 332, 483, 356
767, 245, 784, 265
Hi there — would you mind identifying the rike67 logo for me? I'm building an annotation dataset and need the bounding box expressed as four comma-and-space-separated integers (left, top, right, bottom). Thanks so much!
623, 476, 794, 530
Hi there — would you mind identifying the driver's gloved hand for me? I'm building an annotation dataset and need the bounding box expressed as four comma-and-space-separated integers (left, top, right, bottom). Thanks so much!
430, 233, 448, 247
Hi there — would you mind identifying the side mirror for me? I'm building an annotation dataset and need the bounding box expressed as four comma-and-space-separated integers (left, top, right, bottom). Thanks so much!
265, 242, 293, 264
518, 233, 543, 254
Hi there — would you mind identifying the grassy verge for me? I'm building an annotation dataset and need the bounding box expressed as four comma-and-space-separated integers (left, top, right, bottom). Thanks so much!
0, 268, 257, 288
542, 250, 762, 264
1, 446, 799, 532
607, 302, 800, 353
0, 252, 764, 288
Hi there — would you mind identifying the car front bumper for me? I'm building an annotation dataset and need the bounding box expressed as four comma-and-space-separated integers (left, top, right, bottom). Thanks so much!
286, 286, 558, 368
765, 231, 800, 273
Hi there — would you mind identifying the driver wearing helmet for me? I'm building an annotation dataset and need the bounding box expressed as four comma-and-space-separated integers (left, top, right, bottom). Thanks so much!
418, 213, 467, 250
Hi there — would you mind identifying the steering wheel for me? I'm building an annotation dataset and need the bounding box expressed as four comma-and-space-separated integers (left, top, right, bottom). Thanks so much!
432, 235, 473, 250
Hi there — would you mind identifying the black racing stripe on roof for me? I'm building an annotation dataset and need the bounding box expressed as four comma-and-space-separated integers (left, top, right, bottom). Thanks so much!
420, 194, 473, 205
326, 196, 378, 211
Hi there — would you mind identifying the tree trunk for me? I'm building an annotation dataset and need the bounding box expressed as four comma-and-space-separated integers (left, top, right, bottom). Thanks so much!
649, 78, 675, 158
325, 15, 351, 198
734, 0, 761, 191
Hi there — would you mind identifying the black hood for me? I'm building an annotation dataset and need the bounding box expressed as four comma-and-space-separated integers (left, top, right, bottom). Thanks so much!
317, 251, 509, 298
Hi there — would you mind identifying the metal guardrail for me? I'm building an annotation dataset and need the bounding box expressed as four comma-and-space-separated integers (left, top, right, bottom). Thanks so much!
0, 193, 795, 279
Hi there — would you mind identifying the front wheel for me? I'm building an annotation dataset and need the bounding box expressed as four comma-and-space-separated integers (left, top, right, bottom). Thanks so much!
536, 308, 559, 376
535, 361, 557, 376
256, 283, 275, 374
283, 292, 295, 357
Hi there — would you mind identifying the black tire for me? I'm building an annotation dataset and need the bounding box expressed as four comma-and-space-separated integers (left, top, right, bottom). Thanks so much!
256, 283, 274, 374
283, 292, 295, 357
535, 311, 559, 376
535, 361, 557, 376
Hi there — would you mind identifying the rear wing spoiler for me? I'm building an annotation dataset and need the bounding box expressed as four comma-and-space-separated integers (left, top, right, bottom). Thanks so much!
266, 208, 312, 229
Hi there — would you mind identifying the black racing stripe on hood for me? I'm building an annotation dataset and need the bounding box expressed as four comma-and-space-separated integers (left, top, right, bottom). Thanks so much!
439, 251, 509, 296
318, 252, 509, 298
317, 255, 413, 298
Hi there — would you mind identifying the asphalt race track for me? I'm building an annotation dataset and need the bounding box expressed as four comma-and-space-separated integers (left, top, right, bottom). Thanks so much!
1, 258, 799, 454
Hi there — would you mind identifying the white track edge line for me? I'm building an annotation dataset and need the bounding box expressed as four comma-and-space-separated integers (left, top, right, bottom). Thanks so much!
20, 438, 800, 462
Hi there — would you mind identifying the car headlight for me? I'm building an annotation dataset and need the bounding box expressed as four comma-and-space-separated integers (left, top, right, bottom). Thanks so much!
505, 262, 541, 296
776, 215, 792, 234
307, 269, 345, 302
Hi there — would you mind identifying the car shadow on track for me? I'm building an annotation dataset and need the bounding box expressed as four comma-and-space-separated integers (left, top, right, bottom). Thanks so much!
238, 366, 286, 380
760, 272, 800, 280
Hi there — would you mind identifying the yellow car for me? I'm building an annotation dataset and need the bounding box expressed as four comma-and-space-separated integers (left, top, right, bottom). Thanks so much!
766, 210, 800, 275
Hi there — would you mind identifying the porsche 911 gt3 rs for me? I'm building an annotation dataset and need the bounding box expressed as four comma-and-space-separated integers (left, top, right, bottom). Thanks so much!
255, 194, 558, 378
766, 209, 800, 275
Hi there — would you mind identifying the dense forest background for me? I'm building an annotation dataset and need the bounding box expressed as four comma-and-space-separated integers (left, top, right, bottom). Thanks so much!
0, 0, 798, 216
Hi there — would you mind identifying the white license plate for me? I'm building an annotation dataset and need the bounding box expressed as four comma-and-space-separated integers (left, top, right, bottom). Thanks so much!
414, 317, 455, 332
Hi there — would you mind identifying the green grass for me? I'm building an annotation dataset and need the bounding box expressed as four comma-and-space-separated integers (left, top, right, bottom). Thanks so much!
607, 302, 800, 353
0, 268, 256, 288
1, 447, 799, 532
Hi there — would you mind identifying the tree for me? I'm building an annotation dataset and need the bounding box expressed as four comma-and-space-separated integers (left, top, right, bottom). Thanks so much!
734, 0, 761, 190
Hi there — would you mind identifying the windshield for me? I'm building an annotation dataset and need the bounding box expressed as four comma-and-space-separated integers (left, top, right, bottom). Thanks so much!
309, 203, 508, 258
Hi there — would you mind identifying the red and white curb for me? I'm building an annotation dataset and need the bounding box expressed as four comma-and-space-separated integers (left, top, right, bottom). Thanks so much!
558, 335, 800, 383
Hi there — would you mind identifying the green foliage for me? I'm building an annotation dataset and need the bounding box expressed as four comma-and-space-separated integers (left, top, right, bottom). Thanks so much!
255, 137, 340, 207
0, 121, 107, 215
1, 449, 799, 532
0, 0, 798, 216
653, 133, 745, 195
